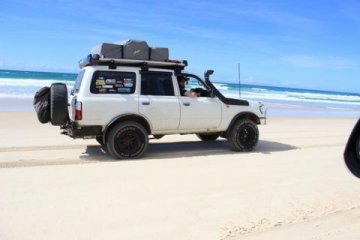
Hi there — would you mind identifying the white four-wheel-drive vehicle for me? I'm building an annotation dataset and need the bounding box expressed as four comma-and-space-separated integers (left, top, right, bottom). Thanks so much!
34, 40, 266, 159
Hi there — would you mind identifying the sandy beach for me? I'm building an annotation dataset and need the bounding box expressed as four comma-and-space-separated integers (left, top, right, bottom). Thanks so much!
1, 111, 360, 239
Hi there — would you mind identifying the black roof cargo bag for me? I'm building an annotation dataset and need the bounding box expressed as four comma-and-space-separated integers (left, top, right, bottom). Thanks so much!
89, 39, 171, 62
91, 43, 123, 59
119, 40, 149, 60
150, 47, 169, 61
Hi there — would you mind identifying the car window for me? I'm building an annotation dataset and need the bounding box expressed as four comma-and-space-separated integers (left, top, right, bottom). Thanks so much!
90, 71, 136, 94
184, 76, 207, 91
141, 71, 174, 96
72, 70, 85, 94
183, 76, 210, 97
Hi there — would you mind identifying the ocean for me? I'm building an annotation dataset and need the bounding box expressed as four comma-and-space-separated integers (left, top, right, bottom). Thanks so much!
1, 69, 359, 117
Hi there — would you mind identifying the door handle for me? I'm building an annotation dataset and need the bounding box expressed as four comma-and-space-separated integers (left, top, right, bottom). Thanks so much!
142, 102, 150, 105
183, 102, 191, 106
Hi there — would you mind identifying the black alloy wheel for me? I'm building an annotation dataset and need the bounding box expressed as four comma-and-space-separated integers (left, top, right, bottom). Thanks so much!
228, 119, 259, 152
107, 122, 148, 159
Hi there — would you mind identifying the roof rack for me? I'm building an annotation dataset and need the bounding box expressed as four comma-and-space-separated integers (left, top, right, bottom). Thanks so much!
79, 54, 188, 71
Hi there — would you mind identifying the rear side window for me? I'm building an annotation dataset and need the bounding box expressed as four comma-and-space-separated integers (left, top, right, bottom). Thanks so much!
141, 71, 174, 96
90, 71, 136, 94
72, 70, 85, 94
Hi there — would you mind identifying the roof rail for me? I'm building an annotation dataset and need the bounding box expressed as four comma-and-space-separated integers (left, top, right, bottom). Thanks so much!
79, 54, 188, 71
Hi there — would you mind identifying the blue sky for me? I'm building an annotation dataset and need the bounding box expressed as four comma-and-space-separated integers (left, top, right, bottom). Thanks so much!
1, 0, 360, 93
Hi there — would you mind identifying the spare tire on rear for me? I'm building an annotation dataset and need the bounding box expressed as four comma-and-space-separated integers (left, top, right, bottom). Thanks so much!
50, 83, 69, 126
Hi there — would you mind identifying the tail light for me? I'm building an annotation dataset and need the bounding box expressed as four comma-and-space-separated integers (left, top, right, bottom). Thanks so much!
75, 101, 82, 120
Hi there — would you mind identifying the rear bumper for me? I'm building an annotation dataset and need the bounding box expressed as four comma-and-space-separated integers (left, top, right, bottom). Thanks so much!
63, 122, 102, 138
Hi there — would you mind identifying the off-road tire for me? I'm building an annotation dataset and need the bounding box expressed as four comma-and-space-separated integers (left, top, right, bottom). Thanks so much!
50, 83, 69, 126
196, 133, 220, 141
107, 122, 148, 159
228, 119, 259, 151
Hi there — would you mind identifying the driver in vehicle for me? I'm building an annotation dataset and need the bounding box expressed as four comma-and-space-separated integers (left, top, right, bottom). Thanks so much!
177, 76, 198, 98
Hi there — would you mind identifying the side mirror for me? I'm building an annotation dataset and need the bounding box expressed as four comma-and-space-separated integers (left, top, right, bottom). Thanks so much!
210, 89, 216, 98
344, 118, 360, 178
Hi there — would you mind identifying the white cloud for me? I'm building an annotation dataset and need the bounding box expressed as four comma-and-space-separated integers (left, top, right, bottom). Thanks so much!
281, 55, 358, 69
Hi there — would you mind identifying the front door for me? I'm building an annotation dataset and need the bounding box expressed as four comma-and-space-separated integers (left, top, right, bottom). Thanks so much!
177, 75, 222, 130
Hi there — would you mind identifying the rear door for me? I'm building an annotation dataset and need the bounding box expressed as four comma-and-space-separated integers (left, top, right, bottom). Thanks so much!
139, 70, 180, 131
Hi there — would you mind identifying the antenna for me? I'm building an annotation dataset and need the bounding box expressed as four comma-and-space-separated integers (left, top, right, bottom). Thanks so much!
238, 63, 241, 97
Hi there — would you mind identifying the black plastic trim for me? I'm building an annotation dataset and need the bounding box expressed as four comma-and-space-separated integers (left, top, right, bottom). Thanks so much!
80, 54, 187, 72
66, 123, 102, 138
